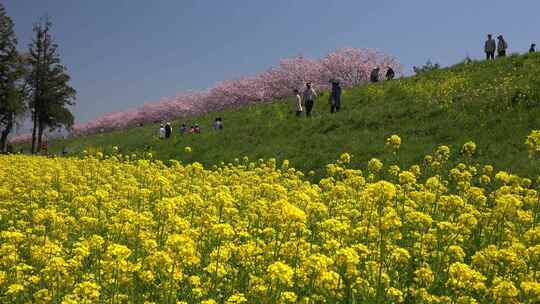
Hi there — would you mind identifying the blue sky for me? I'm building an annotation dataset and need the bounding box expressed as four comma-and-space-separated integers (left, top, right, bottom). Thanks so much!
4, 0, 540, 126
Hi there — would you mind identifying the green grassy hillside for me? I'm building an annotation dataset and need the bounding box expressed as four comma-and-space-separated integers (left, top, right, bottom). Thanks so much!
46, 53, 540, 178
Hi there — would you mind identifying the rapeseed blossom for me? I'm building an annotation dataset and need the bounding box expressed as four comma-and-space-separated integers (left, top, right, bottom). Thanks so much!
386, 134, 402, 151
526, 130, 540, 159
0, 138, 538, 303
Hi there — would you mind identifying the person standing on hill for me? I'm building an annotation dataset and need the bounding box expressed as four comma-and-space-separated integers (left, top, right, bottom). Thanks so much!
165, 122, 172, 138
370, 67, 380, 83
303, 82, 317, 117
159, 124, 165, 139
293, 89, 303, 116
386, 67, 395, 80
530, 43, 536, 53
485, 34, 496, 60
329, 81, 342, 114
213, 117, 224, 130
497, 35, 508, 57
180, 123, 187, 135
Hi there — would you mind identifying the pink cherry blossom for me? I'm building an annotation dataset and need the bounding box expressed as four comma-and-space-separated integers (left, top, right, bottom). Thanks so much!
10, 47, 400, 143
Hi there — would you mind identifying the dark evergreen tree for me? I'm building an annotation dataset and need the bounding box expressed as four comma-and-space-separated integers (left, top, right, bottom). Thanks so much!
27, 17, 75, 153
0, 4, 25, 152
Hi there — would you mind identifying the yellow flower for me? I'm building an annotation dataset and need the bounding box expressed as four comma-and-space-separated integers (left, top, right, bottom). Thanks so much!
461, 141, 477, 157
280, 291, 298, 303
435, 145, 451, 161
386, 134, 402, 150
521, 281, 540, 302
226, 293, 248, 304
368, 158, 383, 173
267, 261, 294, 286
338, 153, 352, 164
6, 283, 25, 296
0, 135, 538, 303
490, 278, 518, 303
525, 130, 540, 159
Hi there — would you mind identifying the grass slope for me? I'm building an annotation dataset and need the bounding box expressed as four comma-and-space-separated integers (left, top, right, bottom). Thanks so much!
47, 53, 540, 178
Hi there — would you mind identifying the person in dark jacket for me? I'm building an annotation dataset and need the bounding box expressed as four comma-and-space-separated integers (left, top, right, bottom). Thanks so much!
165, 122, 172, 138
386, 67, 395, 80
530, 43, 536, 53
485, 34, 496, 60
370, 67, 380, 83
329, 80, 342, 113
497, 35, 508, 57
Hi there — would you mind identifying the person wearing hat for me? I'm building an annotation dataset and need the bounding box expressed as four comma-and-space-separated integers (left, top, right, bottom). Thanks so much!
530, 43, 536, 53
302, 82, 317, 117
485, 34, 496, 60
329, 80, 342, 114
497, 35, 508, 57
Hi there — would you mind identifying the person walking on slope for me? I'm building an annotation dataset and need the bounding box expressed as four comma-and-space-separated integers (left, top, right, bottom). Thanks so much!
370, 67, 380, 83
386, 67, 395, 80
485, 34, 496, 60
303, 82, 317, 117
159, 124, 166, 139
213, 117, 224, 130
180, 123, 187, 135
293, 89, 303, 117
497, 35, 508, 57
165, 122, 172, 138
530, 43, 536, 53
329, 80, 342, 114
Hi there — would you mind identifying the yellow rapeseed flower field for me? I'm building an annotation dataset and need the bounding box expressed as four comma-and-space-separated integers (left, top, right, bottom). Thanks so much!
0, 136, 539, 303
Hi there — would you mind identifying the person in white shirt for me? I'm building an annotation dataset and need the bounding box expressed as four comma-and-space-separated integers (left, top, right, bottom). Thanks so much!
302, 82, 317, 117
159, 124, 165, 139
293, 89, 303, 116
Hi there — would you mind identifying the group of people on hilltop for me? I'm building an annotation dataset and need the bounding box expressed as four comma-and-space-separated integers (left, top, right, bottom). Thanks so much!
158, 118, 223, 139
292, 66, 395, 117
484, 34, 536, 60
370, 66, 395, 83
484, 34, 508, 59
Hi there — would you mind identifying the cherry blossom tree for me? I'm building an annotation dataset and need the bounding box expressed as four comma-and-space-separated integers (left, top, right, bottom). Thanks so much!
11, 47, 401, 142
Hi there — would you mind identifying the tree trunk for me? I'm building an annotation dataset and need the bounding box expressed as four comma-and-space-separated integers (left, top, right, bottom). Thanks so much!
37, 119, 44, 154
0, 114, 14, 153
31, 110, 37, 154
